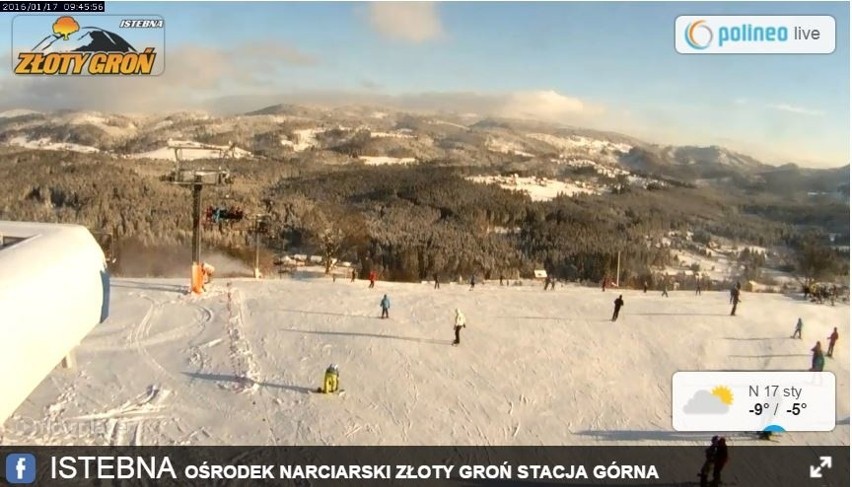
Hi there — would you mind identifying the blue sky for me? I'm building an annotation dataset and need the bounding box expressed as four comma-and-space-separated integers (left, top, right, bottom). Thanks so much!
0, 1, 848, 167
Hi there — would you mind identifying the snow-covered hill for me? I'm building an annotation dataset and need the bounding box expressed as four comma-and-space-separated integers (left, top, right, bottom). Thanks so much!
1, 277, 847, 446
0, 106, 844, 195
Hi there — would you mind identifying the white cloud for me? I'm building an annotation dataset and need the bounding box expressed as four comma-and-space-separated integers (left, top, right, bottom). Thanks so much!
368, 2, 444, 43
734, 98, 748, 105
767, 103, 824, 116
497, 90, 601, 121
0, 42, 317, 113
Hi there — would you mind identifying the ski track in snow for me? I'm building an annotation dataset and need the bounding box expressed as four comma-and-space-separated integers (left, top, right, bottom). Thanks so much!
2, 278, 849, 446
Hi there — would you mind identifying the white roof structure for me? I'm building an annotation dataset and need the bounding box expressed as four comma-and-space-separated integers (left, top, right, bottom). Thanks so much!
0, 221, 109, 424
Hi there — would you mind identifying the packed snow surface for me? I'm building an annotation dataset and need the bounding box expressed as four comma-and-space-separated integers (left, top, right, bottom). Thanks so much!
280, 128, 325, 152
360, 156, 416, 166
469, 175, 598, 200
129, 139, 251, 161
1, 278, 847, 446
5, 136, 99, 153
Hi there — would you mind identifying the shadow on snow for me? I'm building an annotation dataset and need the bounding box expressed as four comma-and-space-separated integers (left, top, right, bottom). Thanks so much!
281, 328, 451, 345
112, 280, 187, 294
182, 372, 315, 394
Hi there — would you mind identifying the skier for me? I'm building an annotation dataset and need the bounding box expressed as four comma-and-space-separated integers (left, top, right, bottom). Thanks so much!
711, 437, 728, 487
730, 287, 740, 316
697, 436, 719, 486
351, 269, 356, 282
827, 327, 839, 357
811, 342, 825, 371
368, 270, 376, 288
543, 276, 550, 291
469, 275, 476, 290
499, 274, 504, 286
434, 273, 440, 289
791, 318, 803, 339
602, 276, 608, 292
661, 281, 669, 298
643, 281, 648, 293
380, 294, 390, 319
452, 308, 466, 346
612, 295, 624, 321
317, 364, 339, 394
695, 281, 702, 296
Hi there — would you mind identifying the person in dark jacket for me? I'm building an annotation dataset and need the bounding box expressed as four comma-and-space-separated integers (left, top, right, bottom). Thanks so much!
827, 328, 839, 357
351, 269, 356, 282
469, 275, 476, 290
643, 281, 648, 293
612, 295, 624, 321
434, 273, 440, 289
711, 437, 728, 486
730, 288, 740, 316
698, 436, 719, 485
380, 294, 390, 319
791, 318, 803, 339
811, 341, 825, 371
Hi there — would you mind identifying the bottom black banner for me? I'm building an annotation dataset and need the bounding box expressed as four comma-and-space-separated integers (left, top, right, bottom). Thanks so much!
0, 446, 849, 486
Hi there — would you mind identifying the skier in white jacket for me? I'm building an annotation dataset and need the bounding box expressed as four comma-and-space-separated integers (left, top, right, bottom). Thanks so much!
452, 308, 466, 346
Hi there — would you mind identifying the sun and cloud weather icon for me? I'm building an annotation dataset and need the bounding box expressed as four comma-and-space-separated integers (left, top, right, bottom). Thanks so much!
683, 386, 734, 414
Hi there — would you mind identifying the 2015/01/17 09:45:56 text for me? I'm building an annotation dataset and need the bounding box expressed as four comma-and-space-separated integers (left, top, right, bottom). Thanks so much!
1, 2, 105, 12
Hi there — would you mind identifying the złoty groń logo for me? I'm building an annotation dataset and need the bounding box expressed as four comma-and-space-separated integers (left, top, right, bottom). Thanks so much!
13, 15, 165, 75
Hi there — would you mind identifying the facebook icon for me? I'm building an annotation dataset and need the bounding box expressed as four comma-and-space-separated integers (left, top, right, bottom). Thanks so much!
5, 454, 36, 484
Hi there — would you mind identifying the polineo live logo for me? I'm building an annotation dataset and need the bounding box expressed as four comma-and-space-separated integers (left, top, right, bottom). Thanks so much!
5, 454, 36, 484
675, 15, 836, 54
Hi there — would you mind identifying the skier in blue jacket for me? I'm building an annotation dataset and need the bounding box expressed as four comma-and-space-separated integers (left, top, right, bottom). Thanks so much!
380, 294, 390, 319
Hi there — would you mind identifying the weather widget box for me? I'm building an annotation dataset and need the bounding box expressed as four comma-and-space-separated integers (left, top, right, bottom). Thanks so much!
672, 371, 836, 432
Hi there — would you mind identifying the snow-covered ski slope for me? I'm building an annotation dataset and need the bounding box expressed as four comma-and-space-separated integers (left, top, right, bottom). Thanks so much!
1, 278, 848, 446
